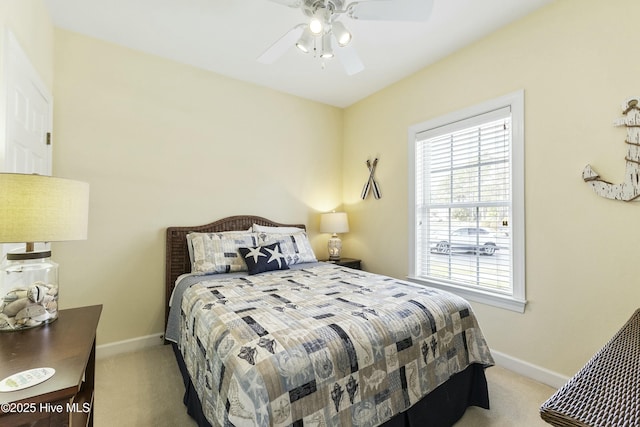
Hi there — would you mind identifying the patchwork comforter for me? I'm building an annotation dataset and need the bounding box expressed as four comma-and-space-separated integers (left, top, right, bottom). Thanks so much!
178, 263, 494, 427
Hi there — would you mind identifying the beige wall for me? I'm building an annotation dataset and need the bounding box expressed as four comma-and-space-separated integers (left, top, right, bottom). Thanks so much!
0, 0, 54, 89
343, 0, 640, 377
51, 29, 344, 345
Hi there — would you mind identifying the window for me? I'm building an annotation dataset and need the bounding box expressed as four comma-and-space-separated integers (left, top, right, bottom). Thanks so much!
408, 91, 525, 312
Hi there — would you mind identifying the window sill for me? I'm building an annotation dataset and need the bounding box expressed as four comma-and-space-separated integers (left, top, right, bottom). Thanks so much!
407, 276, 527, 313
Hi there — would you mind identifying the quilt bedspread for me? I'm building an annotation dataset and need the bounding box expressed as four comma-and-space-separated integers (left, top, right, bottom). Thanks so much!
179, 263, 494, 427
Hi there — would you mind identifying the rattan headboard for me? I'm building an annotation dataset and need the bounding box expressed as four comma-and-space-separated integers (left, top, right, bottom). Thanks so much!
164, 215, 306, 331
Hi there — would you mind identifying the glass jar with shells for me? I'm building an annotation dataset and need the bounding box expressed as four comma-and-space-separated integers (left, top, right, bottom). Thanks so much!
0, 251, 59, 331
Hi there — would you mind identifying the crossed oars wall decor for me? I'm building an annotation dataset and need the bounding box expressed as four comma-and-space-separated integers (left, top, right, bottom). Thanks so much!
361, 158, 382, 200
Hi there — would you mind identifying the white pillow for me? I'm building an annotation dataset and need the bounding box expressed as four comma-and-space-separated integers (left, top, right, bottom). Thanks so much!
252, 224, 305, 234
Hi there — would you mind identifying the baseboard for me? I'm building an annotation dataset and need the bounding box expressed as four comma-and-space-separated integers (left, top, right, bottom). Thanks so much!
491, 349, 570, 389
96, 333, 165, 360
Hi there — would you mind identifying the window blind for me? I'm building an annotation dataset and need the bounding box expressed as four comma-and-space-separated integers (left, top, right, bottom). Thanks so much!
415, 107, 512, 294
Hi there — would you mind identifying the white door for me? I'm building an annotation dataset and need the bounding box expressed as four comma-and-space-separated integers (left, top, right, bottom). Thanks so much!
2, 30, 52, 175
1, 30, 53, 257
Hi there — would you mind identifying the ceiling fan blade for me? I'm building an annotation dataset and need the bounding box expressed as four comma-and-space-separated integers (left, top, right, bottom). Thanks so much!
348, 0, 434, 22
333, 40, 364, 76
265, 0, 303, 7
257, 25, 305, 64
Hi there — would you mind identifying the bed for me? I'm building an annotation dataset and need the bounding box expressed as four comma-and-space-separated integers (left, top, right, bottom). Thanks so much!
164, 215, 494, 427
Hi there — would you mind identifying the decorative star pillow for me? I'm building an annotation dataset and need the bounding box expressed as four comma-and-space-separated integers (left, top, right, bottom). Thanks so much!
238, 242, 290, 275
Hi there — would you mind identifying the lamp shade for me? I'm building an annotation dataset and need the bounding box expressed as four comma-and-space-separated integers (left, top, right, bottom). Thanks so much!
320, 32, 334, 58
332, 21, 352, 47
0, 173, 89, 244
309, 6, 327, 35
296, 28, 314, 53
320, 212, 349, 234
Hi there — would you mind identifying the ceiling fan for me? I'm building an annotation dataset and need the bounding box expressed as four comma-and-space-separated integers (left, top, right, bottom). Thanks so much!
257, 0, 435, 75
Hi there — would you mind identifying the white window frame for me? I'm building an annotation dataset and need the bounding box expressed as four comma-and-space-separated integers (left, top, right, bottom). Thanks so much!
407, 90, 526, 313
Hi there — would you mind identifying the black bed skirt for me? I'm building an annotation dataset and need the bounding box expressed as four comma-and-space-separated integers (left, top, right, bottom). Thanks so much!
171, 343, 489, 427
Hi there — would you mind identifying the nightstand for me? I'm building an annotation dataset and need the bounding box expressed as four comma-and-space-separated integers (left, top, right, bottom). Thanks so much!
322, 258, 362, 270
0, 305, 102, 427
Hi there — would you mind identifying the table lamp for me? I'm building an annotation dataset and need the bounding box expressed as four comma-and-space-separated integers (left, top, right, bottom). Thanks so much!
319, 211, 349, 260
0, 173, 89, 331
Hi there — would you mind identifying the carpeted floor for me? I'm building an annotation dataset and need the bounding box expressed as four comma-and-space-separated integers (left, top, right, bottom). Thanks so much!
95, 344, 556, 426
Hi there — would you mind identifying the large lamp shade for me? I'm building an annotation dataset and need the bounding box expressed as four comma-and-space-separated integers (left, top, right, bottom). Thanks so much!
0, 173, 89, 244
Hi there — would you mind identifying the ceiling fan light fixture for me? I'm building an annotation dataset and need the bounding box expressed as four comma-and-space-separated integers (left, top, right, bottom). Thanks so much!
332, 21, 351, 46
309, 6, 327, 35
309, 18, 323, 35
296, 28, 314, 53
320, 32, 334, 58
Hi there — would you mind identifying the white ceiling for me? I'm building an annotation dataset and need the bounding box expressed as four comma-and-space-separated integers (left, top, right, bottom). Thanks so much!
43, 0, 554, 108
